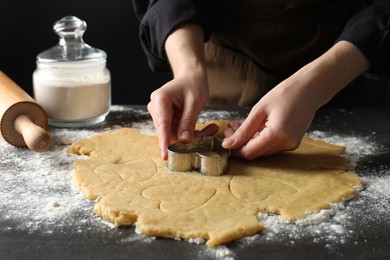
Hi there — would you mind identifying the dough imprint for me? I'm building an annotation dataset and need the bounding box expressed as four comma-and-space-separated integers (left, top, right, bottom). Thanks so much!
68, 122, 361, 246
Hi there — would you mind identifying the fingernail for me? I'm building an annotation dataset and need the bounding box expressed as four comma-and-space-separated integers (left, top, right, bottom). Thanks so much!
180, 130, 191, 141
160, 148, 167, 160
222, 138, 233, 148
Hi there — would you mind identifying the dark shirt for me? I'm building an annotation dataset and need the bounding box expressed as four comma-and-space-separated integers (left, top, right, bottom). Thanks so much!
132, 0, 390, 80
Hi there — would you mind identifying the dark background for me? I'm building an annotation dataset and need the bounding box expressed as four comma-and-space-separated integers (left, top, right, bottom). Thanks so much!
1, 0, 389, 107
0, 0, 171, 105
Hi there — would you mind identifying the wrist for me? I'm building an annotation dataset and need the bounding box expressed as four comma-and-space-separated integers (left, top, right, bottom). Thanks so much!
292, 41, 370, 108
173, 58, 208, 80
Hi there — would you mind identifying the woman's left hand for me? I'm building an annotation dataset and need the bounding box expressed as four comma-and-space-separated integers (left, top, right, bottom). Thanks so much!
222, 41, 370, 160
222, 75, 318, 159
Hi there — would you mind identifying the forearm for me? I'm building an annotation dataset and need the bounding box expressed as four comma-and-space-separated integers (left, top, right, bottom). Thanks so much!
291, 40, 370, 109
165, 24, 207, 79
134, 0, 218, 72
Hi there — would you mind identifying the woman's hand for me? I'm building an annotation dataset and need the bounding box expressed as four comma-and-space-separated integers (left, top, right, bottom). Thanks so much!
222, 41, 370, 160
147, 23, 217, 160
222, 76, 318, 159
148, 74, 217, 160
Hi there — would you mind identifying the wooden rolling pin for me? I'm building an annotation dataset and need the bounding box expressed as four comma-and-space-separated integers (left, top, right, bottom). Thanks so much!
0, 71, 51, 152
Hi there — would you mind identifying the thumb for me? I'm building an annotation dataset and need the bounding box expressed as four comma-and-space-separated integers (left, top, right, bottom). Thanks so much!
223, 110, 267, 149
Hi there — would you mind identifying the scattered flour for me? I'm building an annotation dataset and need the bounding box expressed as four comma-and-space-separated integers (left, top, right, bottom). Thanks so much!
0, 128, 100, 235
0, 105, 389, 260
210, 246, 236, 260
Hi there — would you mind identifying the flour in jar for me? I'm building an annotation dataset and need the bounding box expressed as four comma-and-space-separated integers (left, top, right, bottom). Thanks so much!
34, 80, 110, 121
33, 62, 111, 123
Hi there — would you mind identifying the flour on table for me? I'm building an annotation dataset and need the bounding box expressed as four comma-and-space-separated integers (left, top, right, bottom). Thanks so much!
0, 105, 389, 260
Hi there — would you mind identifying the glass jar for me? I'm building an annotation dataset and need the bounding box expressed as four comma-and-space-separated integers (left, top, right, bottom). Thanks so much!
33, 16, 111, 127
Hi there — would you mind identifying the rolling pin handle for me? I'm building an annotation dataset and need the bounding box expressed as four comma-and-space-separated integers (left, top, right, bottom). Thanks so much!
14, 114, 51, 152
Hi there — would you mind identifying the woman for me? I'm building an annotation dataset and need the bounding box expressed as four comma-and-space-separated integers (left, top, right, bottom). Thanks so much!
132, 0, 390, 160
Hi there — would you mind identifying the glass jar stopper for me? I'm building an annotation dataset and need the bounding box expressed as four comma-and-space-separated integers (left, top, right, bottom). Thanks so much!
37, 16, 106, 63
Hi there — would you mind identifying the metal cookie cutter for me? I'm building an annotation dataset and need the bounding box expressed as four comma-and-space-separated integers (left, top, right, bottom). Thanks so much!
167, 136, 231, 176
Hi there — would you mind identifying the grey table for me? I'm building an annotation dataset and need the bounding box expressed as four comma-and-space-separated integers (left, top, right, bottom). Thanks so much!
0, 105, 389, 260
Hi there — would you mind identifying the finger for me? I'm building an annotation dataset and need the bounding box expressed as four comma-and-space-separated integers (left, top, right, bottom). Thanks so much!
227, 121, 241, 131
223, 120, 241, 138
177, 101, 203, 143
222, 109, 267, 149
232, 127, 279, 159
147, 98, 173, 160
228, 121, 263, 138
223, 127, 235, 138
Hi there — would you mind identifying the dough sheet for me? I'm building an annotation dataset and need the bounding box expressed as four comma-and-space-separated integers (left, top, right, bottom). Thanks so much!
68, 121, 361, 246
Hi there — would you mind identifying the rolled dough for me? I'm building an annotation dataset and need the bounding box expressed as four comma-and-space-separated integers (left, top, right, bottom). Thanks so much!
68, 121, 361, 247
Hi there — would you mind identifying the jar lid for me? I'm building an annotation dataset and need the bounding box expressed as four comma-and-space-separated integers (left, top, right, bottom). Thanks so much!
36, 16, 106, 63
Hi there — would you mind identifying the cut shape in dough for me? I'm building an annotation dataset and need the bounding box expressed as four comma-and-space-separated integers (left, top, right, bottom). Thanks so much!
68, 121, 361, 247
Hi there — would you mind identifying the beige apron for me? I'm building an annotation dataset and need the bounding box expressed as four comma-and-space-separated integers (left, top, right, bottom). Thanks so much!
205, 0, 390, 107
